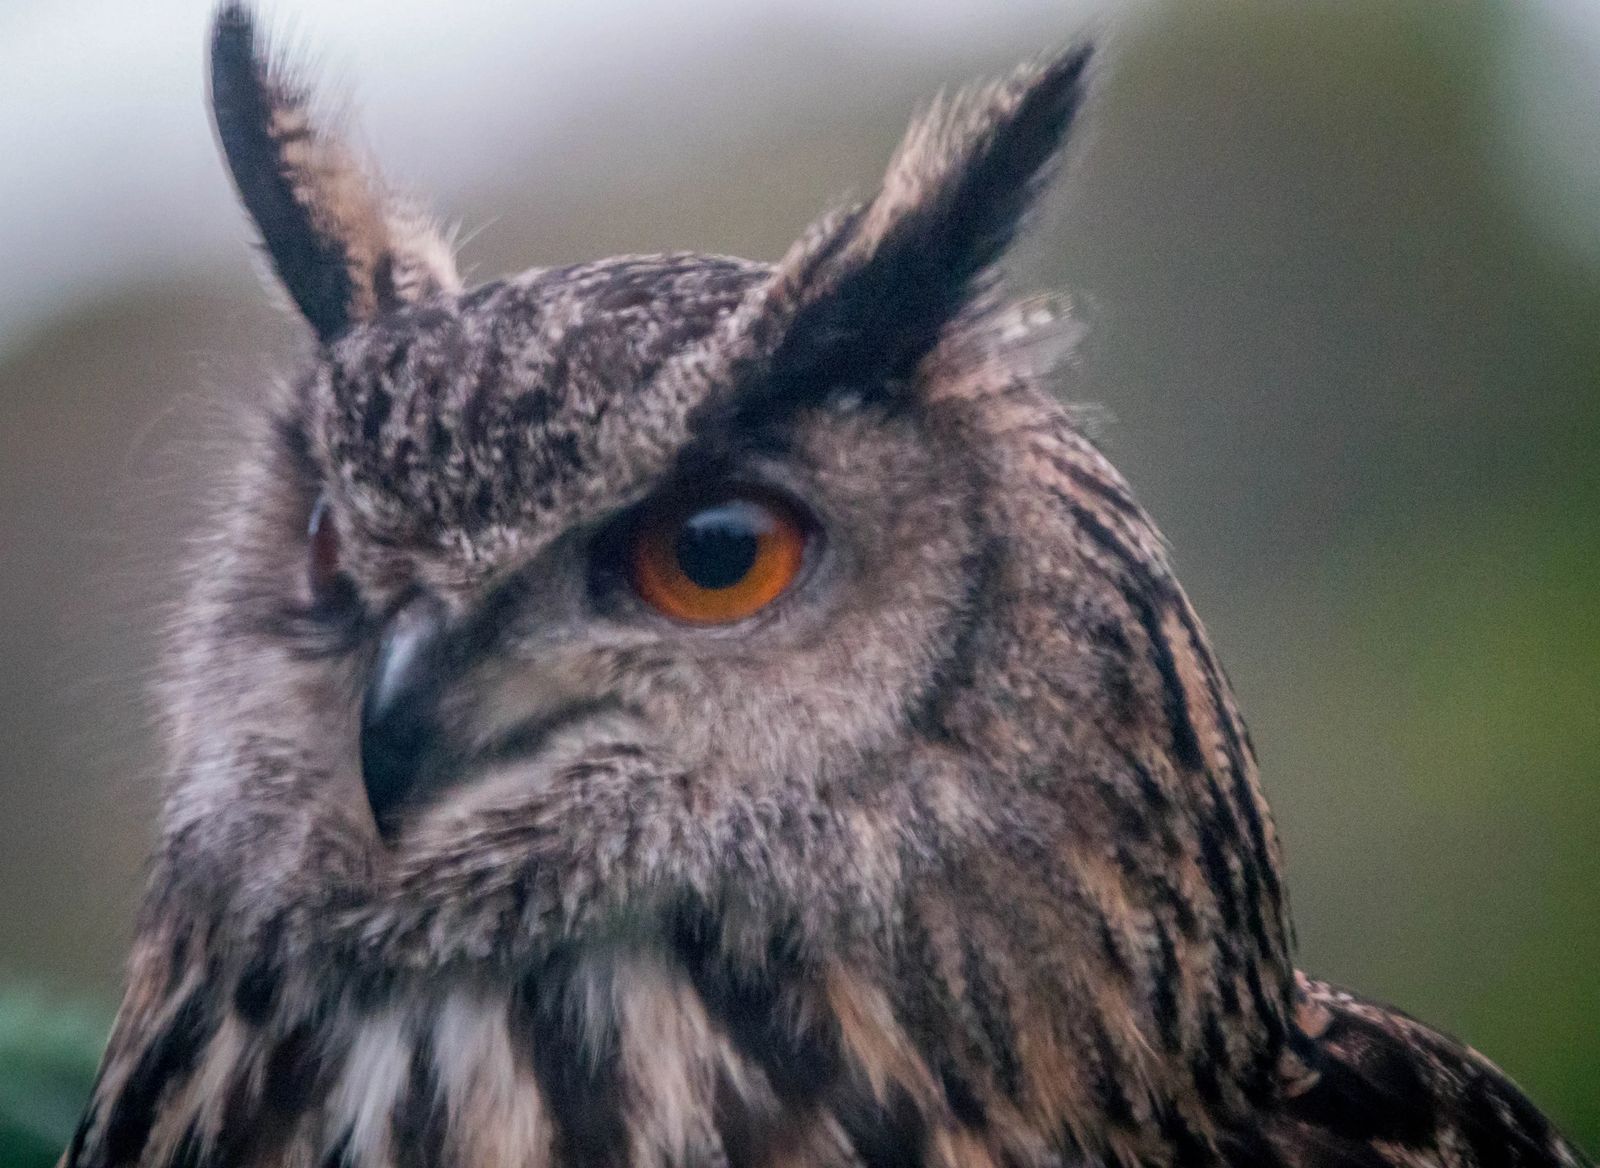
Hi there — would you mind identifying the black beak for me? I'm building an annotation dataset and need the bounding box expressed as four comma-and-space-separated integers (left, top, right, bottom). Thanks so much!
361, 593, 450, 835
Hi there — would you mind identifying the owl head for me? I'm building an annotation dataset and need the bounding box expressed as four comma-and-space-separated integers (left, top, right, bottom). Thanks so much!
157, 3, 1289, 1125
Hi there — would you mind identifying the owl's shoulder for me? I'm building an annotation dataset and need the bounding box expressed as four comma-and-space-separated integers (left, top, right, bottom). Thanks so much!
1249, 974, 1589, 1168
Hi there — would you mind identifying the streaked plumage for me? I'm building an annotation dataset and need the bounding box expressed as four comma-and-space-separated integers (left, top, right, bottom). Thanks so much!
63, 6, 1590, 1168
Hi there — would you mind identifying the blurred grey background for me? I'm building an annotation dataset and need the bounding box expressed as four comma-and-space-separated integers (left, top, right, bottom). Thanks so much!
1, 0, 1596, 1150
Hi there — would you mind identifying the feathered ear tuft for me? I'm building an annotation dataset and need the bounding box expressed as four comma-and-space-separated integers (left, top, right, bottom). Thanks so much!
759, 45, 1092, 397
208, 3, 460, 342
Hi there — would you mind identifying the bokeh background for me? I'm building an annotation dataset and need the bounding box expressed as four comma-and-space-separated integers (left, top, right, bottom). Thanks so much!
1, 0, 1596, 1159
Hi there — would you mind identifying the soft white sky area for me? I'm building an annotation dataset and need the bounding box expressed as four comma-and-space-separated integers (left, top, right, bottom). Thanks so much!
0, 0, 1595, 355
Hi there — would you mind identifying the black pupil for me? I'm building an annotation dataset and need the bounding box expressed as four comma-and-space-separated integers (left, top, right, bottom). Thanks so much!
674, 501, 768, 590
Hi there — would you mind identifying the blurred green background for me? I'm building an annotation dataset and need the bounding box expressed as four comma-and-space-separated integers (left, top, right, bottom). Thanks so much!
1, 0, 1595, 1161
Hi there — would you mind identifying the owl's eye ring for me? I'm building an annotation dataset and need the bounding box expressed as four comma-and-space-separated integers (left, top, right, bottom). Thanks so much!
626, 489, 811, 625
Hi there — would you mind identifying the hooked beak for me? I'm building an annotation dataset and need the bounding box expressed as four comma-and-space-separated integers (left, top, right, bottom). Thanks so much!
360, 593, 450, 837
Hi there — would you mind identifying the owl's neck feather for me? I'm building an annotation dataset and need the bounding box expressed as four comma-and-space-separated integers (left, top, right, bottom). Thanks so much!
89, 870, 1291, 1168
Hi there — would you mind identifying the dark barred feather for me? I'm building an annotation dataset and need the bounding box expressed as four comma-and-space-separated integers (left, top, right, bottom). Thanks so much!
63, 960, 1591, 1168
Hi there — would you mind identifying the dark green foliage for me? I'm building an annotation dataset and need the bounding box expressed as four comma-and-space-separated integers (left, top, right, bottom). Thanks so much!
0, 991, 110, 1168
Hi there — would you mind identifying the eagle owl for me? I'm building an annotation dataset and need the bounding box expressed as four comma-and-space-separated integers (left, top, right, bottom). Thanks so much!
64, 7, 1590, 1168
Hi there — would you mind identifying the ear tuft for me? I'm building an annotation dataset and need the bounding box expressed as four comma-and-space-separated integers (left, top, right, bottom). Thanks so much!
867, 45, 1091, 287
760, 45, 1093, 395
208, 3, 460, 342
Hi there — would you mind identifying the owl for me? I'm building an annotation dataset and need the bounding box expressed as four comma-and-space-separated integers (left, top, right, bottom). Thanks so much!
62, 6, 1590, 1168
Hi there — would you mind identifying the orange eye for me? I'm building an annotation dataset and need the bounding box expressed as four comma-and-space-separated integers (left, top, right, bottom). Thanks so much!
629, 492, 808, 624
